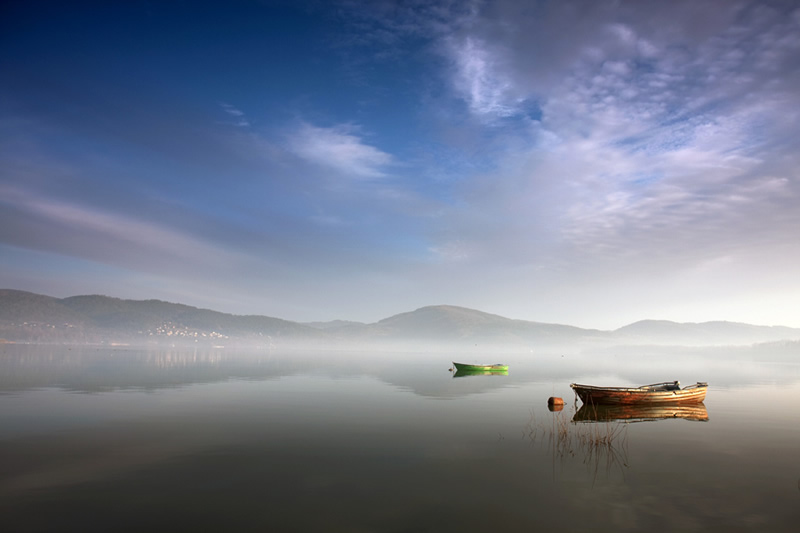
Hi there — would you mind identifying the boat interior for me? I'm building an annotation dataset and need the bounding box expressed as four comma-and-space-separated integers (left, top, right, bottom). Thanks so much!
641, 381, 681, 391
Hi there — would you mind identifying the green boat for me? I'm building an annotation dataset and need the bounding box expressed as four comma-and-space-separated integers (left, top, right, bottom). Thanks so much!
453, 369, 509, 378
452, 362, 508, 372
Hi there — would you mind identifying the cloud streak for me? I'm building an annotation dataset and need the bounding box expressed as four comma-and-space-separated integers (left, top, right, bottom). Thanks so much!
286, 122, 393, 179
220, 103, 250, 127
447, 36, 518, 119
0, 185, 240, 274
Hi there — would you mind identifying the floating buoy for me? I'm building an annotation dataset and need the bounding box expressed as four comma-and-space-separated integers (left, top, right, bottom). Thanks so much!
547, 397, 565, 412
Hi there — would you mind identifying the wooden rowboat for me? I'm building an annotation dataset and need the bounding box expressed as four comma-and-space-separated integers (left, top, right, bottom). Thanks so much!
572, 403, 709, 423
570, 381, 707, 405
452, 362, 508, 372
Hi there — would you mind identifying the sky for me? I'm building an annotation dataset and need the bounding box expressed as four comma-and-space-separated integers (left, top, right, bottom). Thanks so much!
1, 0, 799, 329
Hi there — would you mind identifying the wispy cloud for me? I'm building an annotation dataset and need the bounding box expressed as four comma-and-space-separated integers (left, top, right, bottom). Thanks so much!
333, 0, 480, 46
286, 122, 392, 179
415, 1, 800, 276
542, 5, 800, 260
447, 36, 519, 119
0, 185, 238, 272
220, 102, 250, 127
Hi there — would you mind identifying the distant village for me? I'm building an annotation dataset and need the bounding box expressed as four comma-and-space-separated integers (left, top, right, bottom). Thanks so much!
148, 321, 229, 341
2, 320, 229, 344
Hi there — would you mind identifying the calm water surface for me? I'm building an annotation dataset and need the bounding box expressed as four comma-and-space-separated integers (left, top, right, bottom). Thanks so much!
1, 344, 798, 532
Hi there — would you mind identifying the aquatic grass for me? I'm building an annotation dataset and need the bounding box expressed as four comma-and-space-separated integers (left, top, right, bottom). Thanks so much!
524, 403, 629, 481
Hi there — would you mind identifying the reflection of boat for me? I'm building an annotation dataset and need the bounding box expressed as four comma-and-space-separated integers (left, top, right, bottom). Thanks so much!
452, 362, 508, 372
573, 403, 709, 423
570, 381, 707, 405
453, 369, 509, 378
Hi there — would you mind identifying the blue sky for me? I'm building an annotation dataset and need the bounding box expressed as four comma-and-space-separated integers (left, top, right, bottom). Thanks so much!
2, 0, 799, 328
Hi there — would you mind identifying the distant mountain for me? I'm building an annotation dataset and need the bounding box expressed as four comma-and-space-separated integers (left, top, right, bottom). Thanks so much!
366, 305, 608, 346
0, 289, 86, 324
0, 289, 322, 346
303, 319, 366, 330
2, 289, 799, 348
613, 319, 800, 346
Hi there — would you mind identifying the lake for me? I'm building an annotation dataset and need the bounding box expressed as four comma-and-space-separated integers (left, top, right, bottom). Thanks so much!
1, 343, 798, 532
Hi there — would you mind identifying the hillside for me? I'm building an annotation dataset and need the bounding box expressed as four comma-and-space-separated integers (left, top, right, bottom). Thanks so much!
2, 289, 799, 348
368, 305, 608, 346
0, 289, 322, 346
613, 319, 800, 346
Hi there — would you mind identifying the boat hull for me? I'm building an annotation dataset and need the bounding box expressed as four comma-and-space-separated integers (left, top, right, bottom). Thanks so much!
570, 382, 707, 405
452, 362, 508, 372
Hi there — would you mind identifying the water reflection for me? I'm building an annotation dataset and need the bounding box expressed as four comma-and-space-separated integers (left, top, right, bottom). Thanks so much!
572, 403, 709, 423
524, 406, 630, 483
1, 345, 799, 531
0, 344, 350, 393
452, 369, 509, 378
0, 344, 523, 399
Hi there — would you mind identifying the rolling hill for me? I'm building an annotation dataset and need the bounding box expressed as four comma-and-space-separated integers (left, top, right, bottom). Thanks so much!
2, 289, 799, 348
0, 289, 322, 346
